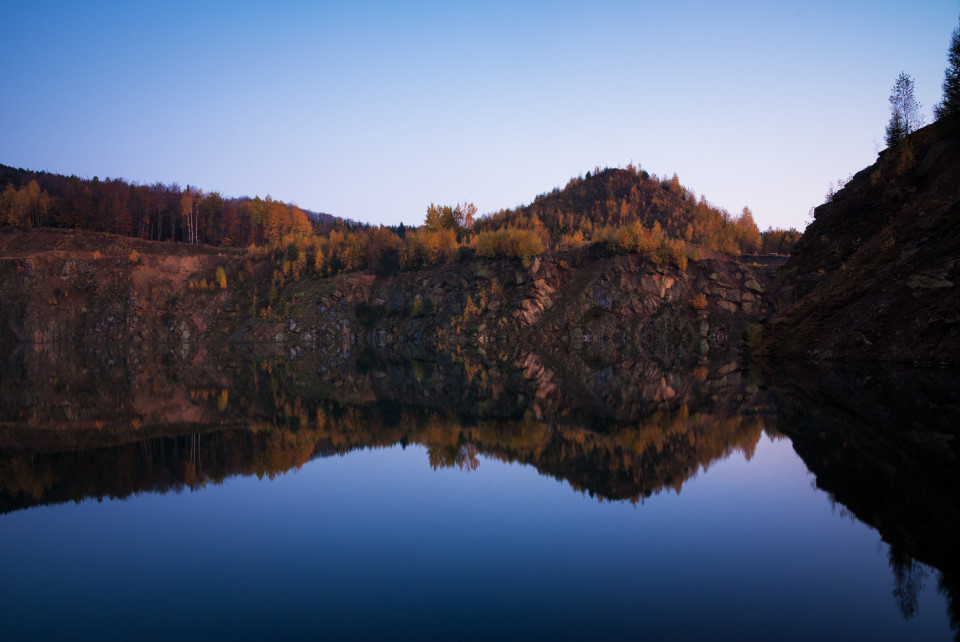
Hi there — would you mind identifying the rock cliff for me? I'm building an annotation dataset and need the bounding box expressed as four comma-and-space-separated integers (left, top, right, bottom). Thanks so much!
0, 229, 776, 373
768, 119, 960, 363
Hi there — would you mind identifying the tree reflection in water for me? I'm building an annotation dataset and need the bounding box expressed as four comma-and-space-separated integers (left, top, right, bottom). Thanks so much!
770, 362, 960, 640
1, 342, 958, 637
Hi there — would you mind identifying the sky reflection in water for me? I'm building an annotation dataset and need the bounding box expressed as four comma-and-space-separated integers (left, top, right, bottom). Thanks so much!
0, 431, 953, 641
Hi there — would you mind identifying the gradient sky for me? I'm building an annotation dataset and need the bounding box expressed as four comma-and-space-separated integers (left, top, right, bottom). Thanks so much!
2, 1, 958, 231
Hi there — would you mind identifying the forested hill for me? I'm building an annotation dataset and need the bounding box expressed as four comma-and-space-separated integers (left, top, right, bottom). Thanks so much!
0, 163, 344, 247
475, 167, 801, 255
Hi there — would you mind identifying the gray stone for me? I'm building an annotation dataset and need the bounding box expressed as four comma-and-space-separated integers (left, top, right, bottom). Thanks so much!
717, 300, 738, 313
906, 274, 953, 290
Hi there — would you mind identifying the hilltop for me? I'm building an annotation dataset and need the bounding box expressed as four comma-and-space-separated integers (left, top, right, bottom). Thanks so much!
768, 118, 960, 363
477, 167, 800, 255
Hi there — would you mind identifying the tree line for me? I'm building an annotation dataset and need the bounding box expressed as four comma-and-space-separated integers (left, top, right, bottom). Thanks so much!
0, 164, 343, 247
1, 161, 800, 288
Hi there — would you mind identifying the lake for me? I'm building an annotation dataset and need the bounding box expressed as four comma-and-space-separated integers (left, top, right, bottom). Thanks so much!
1, 343, 957, 640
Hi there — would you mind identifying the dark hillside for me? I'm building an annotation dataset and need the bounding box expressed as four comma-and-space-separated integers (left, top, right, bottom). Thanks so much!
769, 119, 960, 363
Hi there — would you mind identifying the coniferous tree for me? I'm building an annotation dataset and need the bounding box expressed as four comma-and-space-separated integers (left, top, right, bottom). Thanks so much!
885, 109, 905, 149
933, 17, 960, 121
885, 72, 923, 148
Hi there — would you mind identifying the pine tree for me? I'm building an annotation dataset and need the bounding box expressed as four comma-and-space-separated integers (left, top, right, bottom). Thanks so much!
933, 17, 960, 120
885, 109, 905, 149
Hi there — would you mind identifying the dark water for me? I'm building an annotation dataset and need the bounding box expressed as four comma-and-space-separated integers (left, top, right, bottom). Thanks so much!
0, 343, 958, 640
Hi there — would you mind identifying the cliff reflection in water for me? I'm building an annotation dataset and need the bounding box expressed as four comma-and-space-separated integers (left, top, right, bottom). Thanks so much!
770, 363, 960, 633
0, 342, 774, 511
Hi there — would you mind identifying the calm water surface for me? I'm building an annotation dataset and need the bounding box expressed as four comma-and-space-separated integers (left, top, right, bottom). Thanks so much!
0, 344, 957, 640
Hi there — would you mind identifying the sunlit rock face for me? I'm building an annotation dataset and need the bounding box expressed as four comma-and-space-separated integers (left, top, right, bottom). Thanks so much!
0, 229, 776, 369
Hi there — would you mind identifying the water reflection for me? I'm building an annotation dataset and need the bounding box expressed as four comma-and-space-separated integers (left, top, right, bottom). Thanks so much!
769, 362, 960, 637
0, 342, 775, 509
2, 342, 959, 638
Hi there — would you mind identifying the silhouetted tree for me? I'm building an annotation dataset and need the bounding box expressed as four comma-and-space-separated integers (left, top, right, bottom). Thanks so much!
934, 16, 960, 121
886, 72, 923, 148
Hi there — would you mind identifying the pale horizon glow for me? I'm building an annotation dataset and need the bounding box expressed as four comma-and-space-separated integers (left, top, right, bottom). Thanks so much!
2, 1, 958, 232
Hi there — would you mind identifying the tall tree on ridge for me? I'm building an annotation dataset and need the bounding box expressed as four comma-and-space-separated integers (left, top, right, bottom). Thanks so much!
885, 72, 923, 148
934, 15, 960, 121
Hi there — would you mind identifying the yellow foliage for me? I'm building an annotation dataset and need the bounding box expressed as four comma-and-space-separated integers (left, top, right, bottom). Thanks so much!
558, 230, 585, 251
399, 228, 458, 270
474, 227, 544, 267
215, 266, 227, 289
463, 295, 480, 318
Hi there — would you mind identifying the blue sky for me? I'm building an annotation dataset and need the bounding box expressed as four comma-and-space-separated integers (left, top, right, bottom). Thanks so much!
2, 1, 958, 231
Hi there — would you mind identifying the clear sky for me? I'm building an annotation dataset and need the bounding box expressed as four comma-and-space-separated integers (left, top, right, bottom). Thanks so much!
2, 1, 958, 231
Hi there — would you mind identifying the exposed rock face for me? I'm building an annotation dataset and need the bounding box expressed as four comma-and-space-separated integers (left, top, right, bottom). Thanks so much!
0, 229, 240, 345
0, 230, 775, 374
230, 250, 774, 372
769, 120, 960, 364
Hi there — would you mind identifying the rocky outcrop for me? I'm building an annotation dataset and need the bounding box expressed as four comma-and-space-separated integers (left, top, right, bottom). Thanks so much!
1, 230, 775, 375
0, 229, 244, 344
232, 249, 774, 373
768, 120, 960, 364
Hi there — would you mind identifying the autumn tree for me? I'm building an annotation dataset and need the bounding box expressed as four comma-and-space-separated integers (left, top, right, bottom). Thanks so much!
474, 227, 544, 267
399, 228, 458, 270
734, 206, 761, 254
25, 179, 50, 227
215, 266, 227, 289
181, 186, 201, 243
934, 16, 960, 121
760, 227, 802, 254
0, 180, 50, 229
0, 184, 28, 228
886, 72, 924, 148
365, 226, 402, 274
200, 191, 224, 244
424, 202, 476, 239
